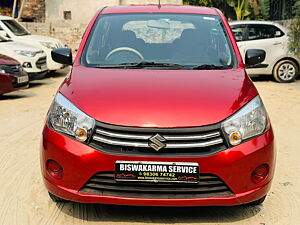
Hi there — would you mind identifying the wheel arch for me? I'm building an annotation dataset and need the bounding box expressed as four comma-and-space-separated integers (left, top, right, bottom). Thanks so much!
273, 57, 300, 73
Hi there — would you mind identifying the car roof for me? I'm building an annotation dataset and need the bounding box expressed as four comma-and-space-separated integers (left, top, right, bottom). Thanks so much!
229, 20, 288, 32
229, 20, 279, 25
0, 15, 13, 20
101, 5, 218, 16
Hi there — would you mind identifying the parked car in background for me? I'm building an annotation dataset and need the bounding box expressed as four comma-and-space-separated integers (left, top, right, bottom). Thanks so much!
0, 35, 47, 80
230, 21, 299, 83
0, 15, 65, 72
0, 54, 28, 95
42, 5, 275, 207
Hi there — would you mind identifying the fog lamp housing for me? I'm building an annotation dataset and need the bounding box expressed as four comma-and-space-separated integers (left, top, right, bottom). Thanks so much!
47, 160, 63, 179
252, 164, 269, 183
22, 62, 32, 68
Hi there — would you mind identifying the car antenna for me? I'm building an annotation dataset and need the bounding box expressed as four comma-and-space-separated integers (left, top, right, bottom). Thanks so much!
158, 0, 161, 9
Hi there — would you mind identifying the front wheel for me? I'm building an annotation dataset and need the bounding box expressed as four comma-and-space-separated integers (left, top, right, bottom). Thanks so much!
273, 60, 298, 83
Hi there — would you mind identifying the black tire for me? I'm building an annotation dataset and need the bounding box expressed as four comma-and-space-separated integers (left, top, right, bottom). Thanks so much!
48, 192, 66, 202
273, 60, 298, 83
246, 195, 266, 206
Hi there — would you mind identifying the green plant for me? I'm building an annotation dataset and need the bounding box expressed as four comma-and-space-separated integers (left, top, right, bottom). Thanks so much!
258, 0, 270, 20
227, 0, 251, 20
183, 0, 213, 6
289, 0, 300, 57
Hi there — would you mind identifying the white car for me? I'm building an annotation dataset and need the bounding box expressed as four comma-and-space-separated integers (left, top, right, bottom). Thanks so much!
0, 15, 65, 72
230, 21, 299, 83
0, 35, 48, 80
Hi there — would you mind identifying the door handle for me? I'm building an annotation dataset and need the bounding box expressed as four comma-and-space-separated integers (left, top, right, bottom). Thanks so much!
273, 41, 282, 45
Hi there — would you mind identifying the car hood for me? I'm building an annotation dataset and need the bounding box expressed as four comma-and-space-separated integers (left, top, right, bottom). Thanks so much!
0, 54, 19, 65
0, 41, 42, 52
13, 35, 62, 47
15, 34, 60, 42
59, 66, 258, 128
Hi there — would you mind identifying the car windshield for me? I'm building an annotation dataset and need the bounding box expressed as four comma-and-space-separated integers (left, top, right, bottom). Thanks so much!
81, 13, 236, 69
2, 20, 30, 36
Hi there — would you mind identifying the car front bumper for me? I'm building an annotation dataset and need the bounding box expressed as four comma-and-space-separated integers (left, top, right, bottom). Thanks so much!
41, 124, 275, 206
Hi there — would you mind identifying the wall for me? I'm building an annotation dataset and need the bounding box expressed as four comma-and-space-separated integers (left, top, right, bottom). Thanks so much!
21, 0, 45, 22
21, 21, 87, 51
45, 0, 182, 24
21, 1, 184, 50
45, 0, 119, 24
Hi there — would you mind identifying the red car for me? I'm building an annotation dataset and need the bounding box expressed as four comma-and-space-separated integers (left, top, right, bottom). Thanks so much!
0, 54, 29, 95
42, 5, 275, 206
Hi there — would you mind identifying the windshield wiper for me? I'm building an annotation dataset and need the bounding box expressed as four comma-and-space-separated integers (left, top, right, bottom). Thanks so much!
95, 61, 184, 69
191, 64, 231, 70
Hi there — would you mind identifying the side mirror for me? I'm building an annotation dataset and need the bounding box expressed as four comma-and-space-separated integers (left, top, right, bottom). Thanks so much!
245, 49, 266, 68
51, 48, 73, 65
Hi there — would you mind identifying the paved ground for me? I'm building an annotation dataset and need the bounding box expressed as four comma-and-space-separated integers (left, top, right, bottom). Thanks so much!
0, 69, 299, 225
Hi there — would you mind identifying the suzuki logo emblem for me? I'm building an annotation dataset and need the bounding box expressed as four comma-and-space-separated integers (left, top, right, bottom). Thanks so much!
149, 134, 166, 151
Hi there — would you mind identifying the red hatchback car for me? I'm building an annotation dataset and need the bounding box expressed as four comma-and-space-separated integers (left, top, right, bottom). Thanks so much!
0, 54, 29, 95
42, 5, 275, 206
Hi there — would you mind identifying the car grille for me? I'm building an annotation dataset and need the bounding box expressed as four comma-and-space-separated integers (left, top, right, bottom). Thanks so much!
80, 171, 233, 199
0, 65, 22, 75
89, 122, 227, 155
36, 57, 47, 69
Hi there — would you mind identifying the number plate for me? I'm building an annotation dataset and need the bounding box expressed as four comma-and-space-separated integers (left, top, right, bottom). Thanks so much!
17, 76, 29, 84
115, 161, 199, 183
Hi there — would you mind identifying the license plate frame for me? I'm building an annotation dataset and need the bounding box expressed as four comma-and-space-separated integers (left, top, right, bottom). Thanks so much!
115, 161, 199, 184
17, 76, 29, 84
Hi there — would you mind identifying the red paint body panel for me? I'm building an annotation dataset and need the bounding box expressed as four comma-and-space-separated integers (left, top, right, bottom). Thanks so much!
42, 5, 275, 206
101, 5, 218, 15
41, 124, 275, 206
0, 54, 19, 65
0, 55, 28, 95
60, 68, 257, 127
0, 73, 14, 95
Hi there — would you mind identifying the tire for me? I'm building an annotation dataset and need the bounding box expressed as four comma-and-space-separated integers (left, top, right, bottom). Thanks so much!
273, 60, 298, 83
246, 195, 266, 206
48, 192, 66, 202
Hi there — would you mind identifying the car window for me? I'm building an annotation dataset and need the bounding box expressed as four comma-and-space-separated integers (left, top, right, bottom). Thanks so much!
248, 24, 284, 41
231, 25, 247, 42
1, 20, 30, 36
123, 20, 195, 44
81, 13, 236, 69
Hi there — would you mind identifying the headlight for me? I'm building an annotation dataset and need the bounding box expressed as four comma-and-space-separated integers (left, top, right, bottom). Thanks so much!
40, 41, 57, 49
15, 50, 37, 57
48, 93, 95, 142
221, 96, 268, 146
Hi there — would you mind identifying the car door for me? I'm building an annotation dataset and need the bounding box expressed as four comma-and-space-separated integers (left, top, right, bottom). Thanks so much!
242, 24, 285, 74
230, 24, 248, 62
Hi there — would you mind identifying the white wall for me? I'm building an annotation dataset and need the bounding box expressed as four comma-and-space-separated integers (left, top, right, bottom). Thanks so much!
45, 0, 119, 23
45, 0, 182, 24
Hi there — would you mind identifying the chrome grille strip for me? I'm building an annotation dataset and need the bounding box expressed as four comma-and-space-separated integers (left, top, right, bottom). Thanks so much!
164, 132, 220, 140
96, 129, 151, 140
95, 128, 220, 141
92, 134, 223, 148
93, 135, 149, 147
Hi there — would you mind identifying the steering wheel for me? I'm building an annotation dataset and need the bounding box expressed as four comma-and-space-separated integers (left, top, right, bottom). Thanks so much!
105, 47, 144, 61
